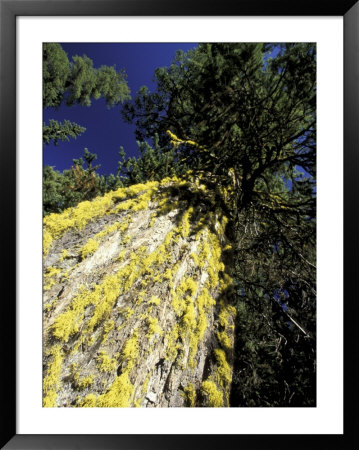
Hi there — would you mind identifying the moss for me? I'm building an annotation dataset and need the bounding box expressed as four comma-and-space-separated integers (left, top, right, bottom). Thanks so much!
201, 380, 224, 407
172, 276, 198, 317
44, 194, 112, 242
80, 330, 139, 406
114, 188, 157, 214
188, 315, 207, 369
181, 277, 198, 297
59, 251, 139, 341
43, 389, 58, 407
50, 237, 163, 342
171, 288, 185, 318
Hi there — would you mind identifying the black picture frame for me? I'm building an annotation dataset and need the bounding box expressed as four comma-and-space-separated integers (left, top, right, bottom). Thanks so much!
1, 0, 357, 448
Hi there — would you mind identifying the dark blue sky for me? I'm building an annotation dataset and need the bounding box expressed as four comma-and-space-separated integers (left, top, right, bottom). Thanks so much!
43, 43, 198, 175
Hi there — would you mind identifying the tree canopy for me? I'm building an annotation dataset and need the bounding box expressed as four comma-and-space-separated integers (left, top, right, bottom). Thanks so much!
43, 43, 131, 109
122, 43, 316, 406
43, 119, 86, 146
43, 43, 131, 148
43, 43, 131, 210
43, 43, 316, 406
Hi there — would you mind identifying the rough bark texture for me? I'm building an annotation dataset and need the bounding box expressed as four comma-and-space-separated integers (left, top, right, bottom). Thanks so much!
43, 176, 236, 408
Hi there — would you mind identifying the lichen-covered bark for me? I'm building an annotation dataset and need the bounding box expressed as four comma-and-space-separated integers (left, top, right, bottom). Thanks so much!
43, 176, 236, 407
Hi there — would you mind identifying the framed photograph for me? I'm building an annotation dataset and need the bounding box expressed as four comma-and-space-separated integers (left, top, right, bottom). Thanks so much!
1, 0, 357, 448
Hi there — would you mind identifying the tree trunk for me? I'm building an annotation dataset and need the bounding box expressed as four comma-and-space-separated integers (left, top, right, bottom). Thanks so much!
43, 176, 236, 408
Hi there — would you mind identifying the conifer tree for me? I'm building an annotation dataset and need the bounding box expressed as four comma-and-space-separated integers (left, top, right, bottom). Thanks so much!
122, 43, 316, 406
43, 43, 132, 211
43, 119, 86, 145
43, 43, 130, 143
43, 148, 113, 215
43, 43, 130, 109
116, 134, 189, 185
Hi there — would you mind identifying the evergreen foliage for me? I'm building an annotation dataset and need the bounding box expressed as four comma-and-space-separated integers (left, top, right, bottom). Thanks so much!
43, 148, 124, 215
43, 43, 130, 144
122, 43, 316, 406
43, 43, 316, 406
43, 119, 86, 145
43, 43, 131, 212
43, 43, 71, 108
116, 134, 190, 184
43, 43, 130, 109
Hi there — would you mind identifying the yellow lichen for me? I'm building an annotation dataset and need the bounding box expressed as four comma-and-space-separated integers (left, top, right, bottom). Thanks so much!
214, 348, 232, 387
117, 249, 127, 261
96, 351, 117, 373
78, 372, 134, 407
102, 319, 115, 343
148, 296, 161, 306
43, 229, 53, 256
43, 345, 63, 407
43, 174, 236, 408
201, 380, 224, 407
70, 363, 94, 390
43, 266, 61, 291
182, 383, 197, 407
80, 238, 99, 259
179, 206, 194, 238
121, 329, 139, 370
59, 249, 69, 262
43, 179, 159, 256
216, 331, 233, 351
165, 324, 180, 362
142, 373, 150, 394
146, 317, 163, 340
